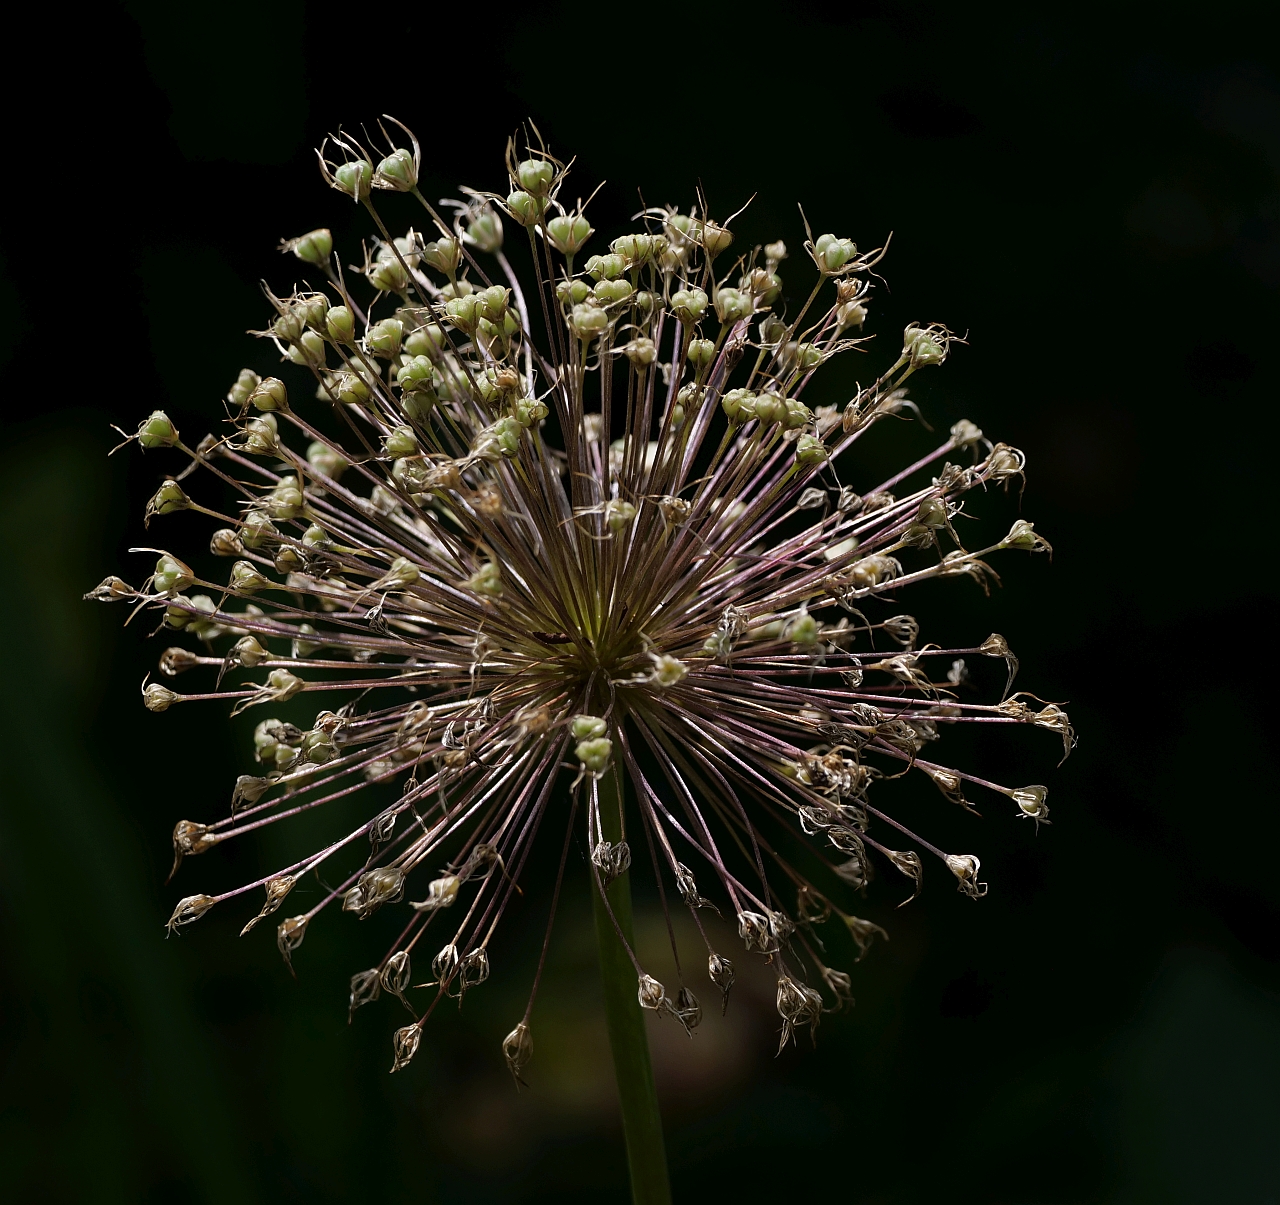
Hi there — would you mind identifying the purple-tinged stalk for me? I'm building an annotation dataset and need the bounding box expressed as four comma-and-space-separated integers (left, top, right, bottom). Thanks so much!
91, 118, 1069, 1201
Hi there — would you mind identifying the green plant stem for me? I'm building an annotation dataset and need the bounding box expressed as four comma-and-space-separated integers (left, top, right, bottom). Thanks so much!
592, 770, 673, 1205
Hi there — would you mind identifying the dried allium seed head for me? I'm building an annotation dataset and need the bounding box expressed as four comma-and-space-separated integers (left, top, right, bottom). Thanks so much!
94, 120, 1068, 1073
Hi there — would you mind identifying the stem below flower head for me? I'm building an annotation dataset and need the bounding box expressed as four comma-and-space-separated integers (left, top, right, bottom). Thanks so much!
592, 770, 672, 1205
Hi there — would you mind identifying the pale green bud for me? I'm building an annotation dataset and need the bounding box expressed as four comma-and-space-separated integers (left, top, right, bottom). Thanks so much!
231, 634, 267, 667
783, 398, 812, 430
286, 330, 327, 368
333, 370, 372, 406
472, 416, 522, 461
302, 523, 330, 549
297, 294, 329, 331
265, 475, 304, 519
300, 728, 337, 765
605, 499, 637, 533
374, 557, 420, 590
610, 233, 656, 266
784, 608, 820, 644
903, 324, 947, 367
146, 480, 189, 520
513, 396, 549, 426
240, 511, 279, 549
396, 355, 438, 392
622, 337, 656, 366
752, 391, 786, 426
392, 457, 431, 493
444, 293, 481, 335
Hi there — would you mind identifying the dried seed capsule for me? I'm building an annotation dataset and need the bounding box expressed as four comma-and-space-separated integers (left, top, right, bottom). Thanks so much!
166, 894, 216, 935
637, 974, 667, 1011
503, 1021, 533, 1085
945, 853, 987, 899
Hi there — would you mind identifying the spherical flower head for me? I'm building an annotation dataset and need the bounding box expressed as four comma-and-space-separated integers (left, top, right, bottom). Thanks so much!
94, 120, 1068, 1079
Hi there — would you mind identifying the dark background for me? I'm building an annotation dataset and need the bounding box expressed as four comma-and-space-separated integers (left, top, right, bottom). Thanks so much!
2, 2, 1278, 1202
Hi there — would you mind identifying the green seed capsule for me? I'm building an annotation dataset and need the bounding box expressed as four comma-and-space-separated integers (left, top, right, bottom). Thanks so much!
714, 287, 752, 324
231, 560, 270, 593
555, 280, 592, 306
423, 237, 461, 277
466, 208, 504, 253
383, 426, 419, 457
368, 258, 410, 294
516, 158, 555, 196
572, 715, 607, 740
506, 190, 546, 228
325, 305, 356, 344
721, 388, 757, 423
671, 288, 708, 325
307, 440, 348, 481
546, 214, 593, 255
137, 410, 179, 448
687, 338, 715, 368
283, 228, 332, 265
153, 554, 194, 594
466, 562, 502, 598
146, 480, 189, 519
334, 159, 373, 200
242, 414, 279, 456
365, 318, 403, 358
375, 147, 417, 191
574, 737, 613, 774
795, 434, 828, 464
226, 369, 261, 410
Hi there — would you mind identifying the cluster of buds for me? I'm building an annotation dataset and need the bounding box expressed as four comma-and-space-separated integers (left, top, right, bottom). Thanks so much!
92, 118, 1068, 1077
